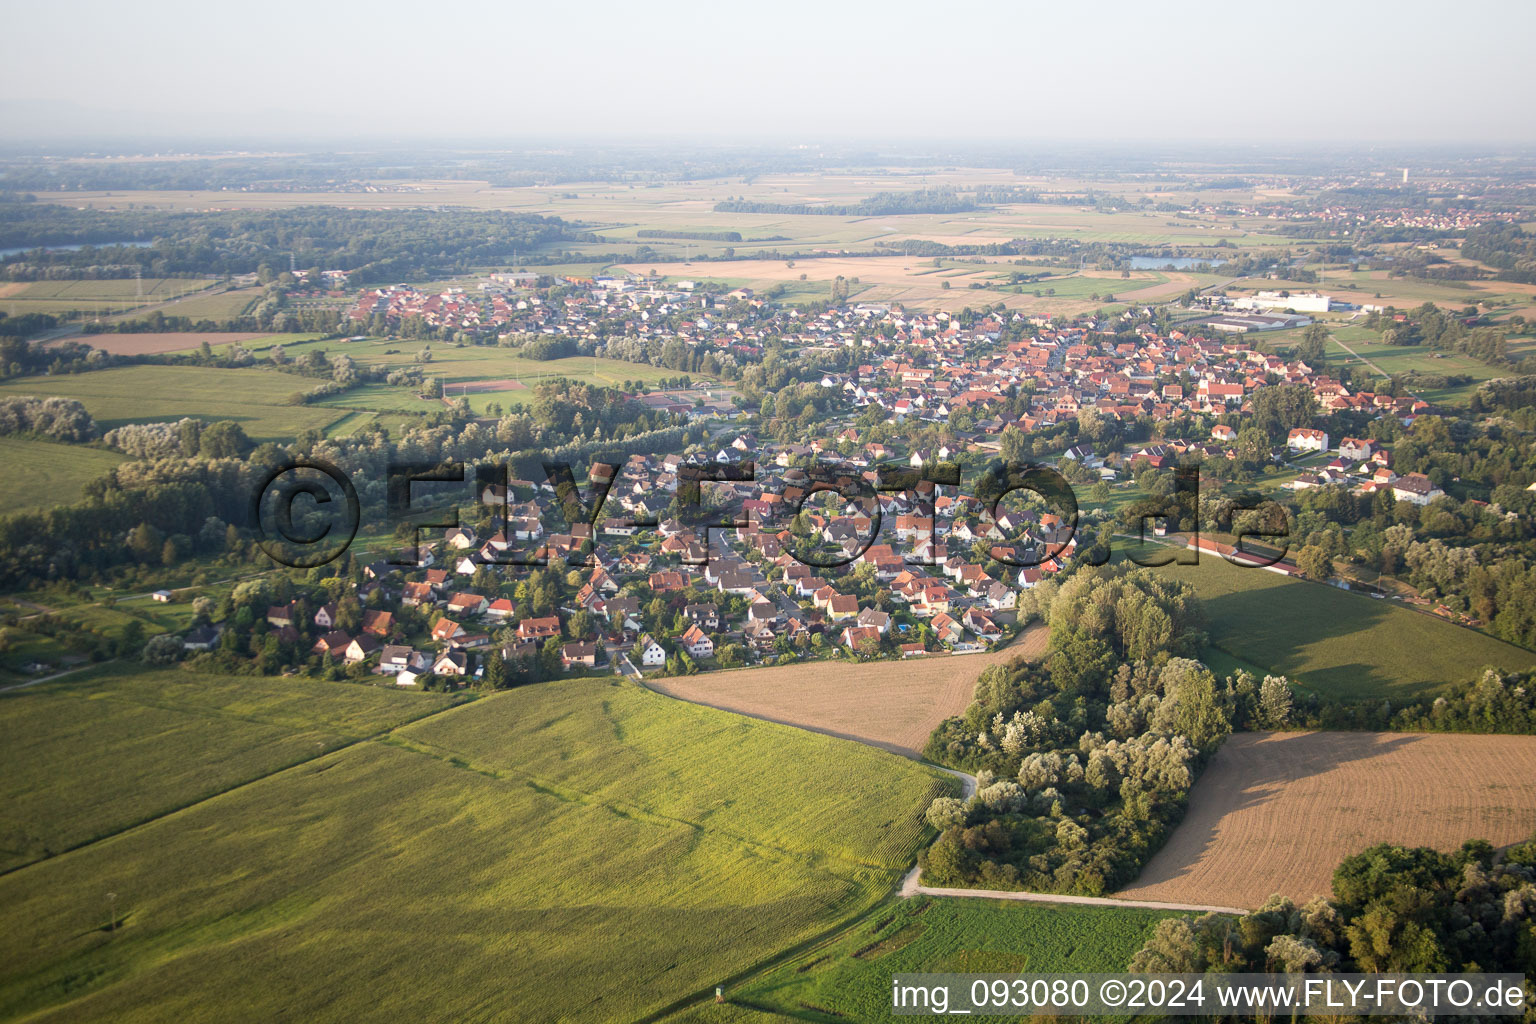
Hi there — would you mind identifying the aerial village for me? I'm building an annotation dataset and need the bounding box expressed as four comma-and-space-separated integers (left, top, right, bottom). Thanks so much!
202, 272, 1440, 686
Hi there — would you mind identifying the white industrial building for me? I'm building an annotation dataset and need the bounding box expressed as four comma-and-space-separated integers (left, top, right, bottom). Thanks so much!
1233, 291, 1334, 314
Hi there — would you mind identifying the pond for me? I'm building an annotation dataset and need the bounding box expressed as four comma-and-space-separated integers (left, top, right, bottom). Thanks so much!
1128, 255, 1211, 270
0, 240, 153, 258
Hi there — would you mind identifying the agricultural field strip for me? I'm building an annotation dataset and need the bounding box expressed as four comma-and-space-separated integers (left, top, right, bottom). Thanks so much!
380, 725, 917, 872
642, 628, 1254, 915
0, 685, 469, 880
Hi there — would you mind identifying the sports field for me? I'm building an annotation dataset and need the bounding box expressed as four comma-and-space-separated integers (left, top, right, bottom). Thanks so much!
0, 437, 126, 516
0, 675, 951, 1023
1323, 324, 1510, 405
1117, 730, 1536, 909
1153, 553, 1536, 698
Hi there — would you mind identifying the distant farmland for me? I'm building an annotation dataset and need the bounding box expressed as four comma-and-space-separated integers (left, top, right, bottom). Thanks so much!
0, 278, 215, 316
1152, 554, 1536, 698
1117, 731, 1536, 909
0, 365, 352, 442
65, 331, 269, 355
0, 676, 950, 1023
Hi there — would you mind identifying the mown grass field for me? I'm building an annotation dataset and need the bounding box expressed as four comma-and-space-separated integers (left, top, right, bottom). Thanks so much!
1326, 323, 1508, 405
0, 665, 464, 872
0, 437, 126, 516
119, 287, 261, 322
695, 897, 1171, 1023
1152, 554, 1536, 698
239, 336, 710, 413
0, 676, 950, 1023
0, 365, 349, 441
0, 278, 215, 316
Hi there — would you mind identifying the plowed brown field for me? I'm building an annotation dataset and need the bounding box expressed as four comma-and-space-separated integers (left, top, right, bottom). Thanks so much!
1116, 731, 1536, 909
647, 623, 1049, 758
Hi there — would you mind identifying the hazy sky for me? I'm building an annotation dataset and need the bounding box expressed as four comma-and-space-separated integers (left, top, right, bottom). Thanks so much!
2, 0, 1533, 145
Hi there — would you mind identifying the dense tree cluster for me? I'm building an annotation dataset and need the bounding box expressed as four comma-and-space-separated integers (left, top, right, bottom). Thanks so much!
0, 203, 594, 283
714, 189, 981, 217
0, 396, 97, 441
921, 649, 1271, 896
1462, 223, 1536, 284
634, 229, 743, 242
1130, 834, 1536, 976
920, 564, 1255, 896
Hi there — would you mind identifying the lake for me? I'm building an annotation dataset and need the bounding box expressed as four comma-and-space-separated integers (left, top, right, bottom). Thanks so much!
1128, 255, 1209, 270
0, 240, 153, 258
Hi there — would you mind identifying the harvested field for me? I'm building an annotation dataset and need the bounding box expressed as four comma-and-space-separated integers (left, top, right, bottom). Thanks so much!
1116, 731, 1536, 910
647, 623, 1048, 758
62, 331, 267, 355
458, 377, 529, 392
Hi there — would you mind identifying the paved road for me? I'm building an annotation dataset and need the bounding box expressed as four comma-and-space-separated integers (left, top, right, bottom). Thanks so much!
0, 660, 104, 694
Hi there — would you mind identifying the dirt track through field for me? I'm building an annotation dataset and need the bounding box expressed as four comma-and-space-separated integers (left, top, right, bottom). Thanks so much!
1116, 731, 1536, 909
647, 623, 1048, 758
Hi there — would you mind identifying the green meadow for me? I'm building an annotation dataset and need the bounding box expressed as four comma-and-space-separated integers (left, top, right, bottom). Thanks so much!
0, 438, 126, 516
1152, 554, 1536, 698
0, 675, 950, 1023
690, 897, 1172, 1024
0, 365, 349, 441
0, 278, 216, 316
0, 666, 464, 871
1326, 324, 1508, 405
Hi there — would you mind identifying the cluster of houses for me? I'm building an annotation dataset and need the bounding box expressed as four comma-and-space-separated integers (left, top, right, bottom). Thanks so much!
1283, 431, 1444, 505
223, 280, 1463, 685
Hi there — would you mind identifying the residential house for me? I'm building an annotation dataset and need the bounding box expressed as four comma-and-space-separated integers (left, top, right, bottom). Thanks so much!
517, 616, 561, 641
636, 634, 667, 667
1287, 428, 1329, 453
431, 618, 465, 644
560, 641, 598, 670
679, 624, 715, 659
